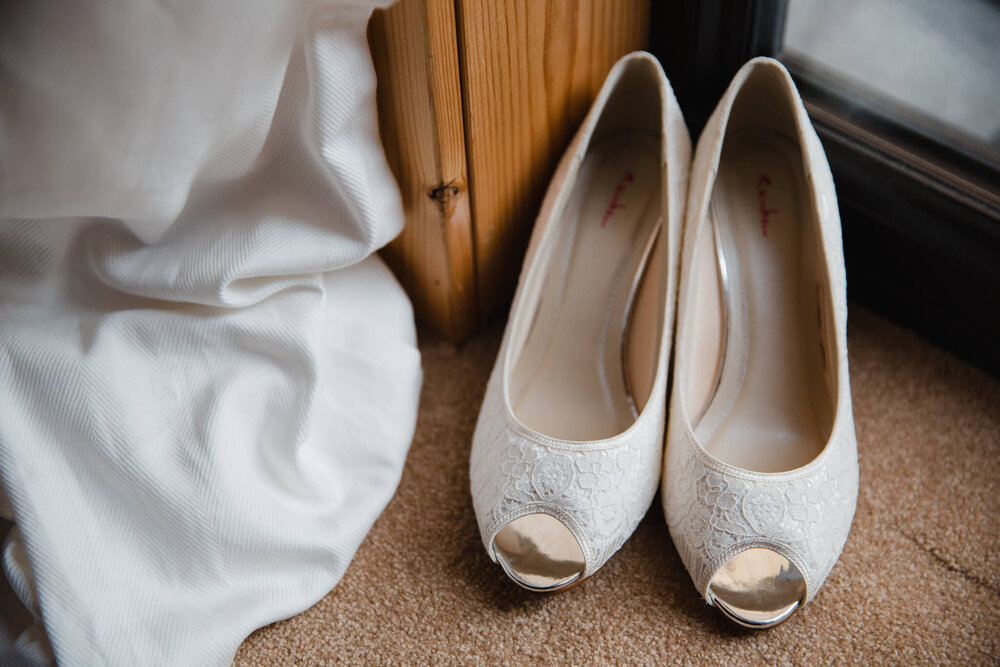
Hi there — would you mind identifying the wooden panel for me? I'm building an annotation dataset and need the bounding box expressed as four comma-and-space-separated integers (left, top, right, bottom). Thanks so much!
455, 0, 651, 322
369, 0, 477, 342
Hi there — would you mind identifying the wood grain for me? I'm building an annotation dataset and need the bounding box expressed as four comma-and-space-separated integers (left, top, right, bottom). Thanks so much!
369, 0, 477, 342
454, 0, 651, 322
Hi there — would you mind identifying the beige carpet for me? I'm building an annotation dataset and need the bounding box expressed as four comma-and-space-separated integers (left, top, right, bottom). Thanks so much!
234, 305, 999, 665
2, 304, 994, 663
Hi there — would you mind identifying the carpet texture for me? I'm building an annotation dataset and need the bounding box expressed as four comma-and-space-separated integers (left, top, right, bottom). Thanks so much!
234, 305, 999, 664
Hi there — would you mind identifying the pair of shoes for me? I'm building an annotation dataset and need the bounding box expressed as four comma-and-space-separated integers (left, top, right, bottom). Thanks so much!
468, 52, 859, 628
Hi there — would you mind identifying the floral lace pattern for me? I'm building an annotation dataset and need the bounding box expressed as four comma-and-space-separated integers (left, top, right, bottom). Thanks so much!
470, 373, 664, 576
662, 415, 858, 601
660, 58, 859, 607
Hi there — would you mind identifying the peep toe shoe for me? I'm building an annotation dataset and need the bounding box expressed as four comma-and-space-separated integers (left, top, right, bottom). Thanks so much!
662, 57, 859, 627
469, 52, 690, 592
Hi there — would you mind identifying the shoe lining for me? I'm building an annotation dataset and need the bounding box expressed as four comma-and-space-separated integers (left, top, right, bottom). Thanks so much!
509, 133, 662, 441
689, 128, 834, 473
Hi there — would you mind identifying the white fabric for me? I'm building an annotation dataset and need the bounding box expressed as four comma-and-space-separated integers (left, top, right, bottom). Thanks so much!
662, 57, 858, 604
0, 0, 421, 664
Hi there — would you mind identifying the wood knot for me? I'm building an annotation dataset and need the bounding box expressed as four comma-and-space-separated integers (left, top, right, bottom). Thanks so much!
428, 180, 463, 218
428, 181, 461, 204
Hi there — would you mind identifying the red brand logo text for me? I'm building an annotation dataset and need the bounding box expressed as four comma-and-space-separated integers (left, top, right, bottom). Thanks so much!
757, 173, 778, 237
600, 171, 635, 227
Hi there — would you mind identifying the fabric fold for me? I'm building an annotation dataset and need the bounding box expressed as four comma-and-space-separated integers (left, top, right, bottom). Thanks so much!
0, 0, 420, 664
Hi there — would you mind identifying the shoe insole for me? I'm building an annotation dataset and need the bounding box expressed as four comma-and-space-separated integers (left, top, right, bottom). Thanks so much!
693, 129, 824, 472
510, 134, 661, 441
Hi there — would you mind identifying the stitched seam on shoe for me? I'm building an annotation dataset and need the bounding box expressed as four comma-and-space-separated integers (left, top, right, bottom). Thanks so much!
678, 420, 849, 484
496, 378, 667, 453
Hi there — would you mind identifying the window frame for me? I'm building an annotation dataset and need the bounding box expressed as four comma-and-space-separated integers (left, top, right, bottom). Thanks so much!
652, 0, 1000, 375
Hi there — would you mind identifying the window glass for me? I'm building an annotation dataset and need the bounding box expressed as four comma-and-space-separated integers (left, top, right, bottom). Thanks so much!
783, 0, 1000, 164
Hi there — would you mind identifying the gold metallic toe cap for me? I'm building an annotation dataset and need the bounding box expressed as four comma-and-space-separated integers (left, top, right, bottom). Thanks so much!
493, 513, 586, 593
707, 547, 806, 629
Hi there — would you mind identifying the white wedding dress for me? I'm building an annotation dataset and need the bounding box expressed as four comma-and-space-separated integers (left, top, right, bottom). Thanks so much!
0, 0, 421, 664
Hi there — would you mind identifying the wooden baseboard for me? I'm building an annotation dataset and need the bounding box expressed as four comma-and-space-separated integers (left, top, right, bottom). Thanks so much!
371, 0, 650, 342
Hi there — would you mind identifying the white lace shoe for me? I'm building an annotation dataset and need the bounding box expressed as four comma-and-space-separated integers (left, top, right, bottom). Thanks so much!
662, 57, 859, 627
470, 52, 690, 592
